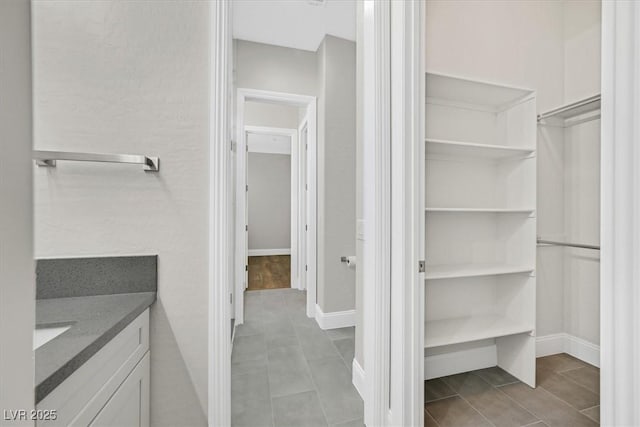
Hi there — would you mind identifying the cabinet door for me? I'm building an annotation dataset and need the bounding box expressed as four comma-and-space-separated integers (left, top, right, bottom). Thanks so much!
90, 352, 150, 427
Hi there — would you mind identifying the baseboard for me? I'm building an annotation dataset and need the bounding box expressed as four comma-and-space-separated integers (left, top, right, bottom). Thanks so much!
536, 333, 600, 368
247, 248, 291, 256
352, 359, 365, 400
424, 344, 497, 380
536, 333, 566, 358
314, 304, 356, 330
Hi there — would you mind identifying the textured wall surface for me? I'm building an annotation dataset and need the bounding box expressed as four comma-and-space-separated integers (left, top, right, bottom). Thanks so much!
32, 1, 210, 424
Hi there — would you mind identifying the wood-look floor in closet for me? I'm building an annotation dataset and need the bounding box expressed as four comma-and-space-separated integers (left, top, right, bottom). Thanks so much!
425, 353, 599, 427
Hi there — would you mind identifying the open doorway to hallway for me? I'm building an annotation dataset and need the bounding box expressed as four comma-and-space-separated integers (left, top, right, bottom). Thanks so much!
230, 1, 361, 425
246, 124, 297, 291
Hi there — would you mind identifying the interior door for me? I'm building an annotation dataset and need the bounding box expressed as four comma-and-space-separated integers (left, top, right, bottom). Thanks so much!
244, 131, 249, 291
299, 122, 308, 291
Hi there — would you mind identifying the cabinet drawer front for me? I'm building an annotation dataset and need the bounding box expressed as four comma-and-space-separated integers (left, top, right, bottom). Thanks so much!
89, 352, 150, 427
37, 309, 149, 426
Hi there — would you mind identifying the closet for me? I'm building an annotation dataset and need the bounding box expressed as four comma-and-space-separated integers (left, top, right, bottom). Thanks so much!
537, 94, 601, 367
424, 73, 537, 387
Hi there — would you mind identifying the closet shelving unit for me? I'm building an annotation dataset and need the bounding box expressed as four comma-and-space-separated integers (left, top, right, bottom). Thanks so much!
424, 73, 537, 387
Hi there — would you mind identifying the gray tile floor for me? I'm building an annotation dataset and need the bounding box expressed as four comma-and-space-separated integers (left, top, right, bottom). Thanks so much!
425, 354, 600, 427
232, 288, 364, 427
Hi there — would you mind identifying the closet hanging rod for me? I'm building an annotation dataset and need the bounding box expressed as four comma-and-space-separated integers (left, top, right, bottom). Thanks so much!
537, 238, 600, 250
33, 150, 160, 172
537, 94, 601, 122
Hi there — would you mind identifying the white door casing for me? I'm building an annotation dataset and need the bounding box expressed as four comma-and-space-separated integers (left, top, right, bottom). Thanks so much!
601, 2, 640, 425
208, 0, 232, 425
244, 126, 299, 289
235, 89, 317, 324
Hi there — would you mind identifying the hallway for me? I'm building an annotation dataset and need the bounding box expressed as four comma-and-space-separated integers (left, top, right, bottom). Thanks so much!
231, 288, 363, 427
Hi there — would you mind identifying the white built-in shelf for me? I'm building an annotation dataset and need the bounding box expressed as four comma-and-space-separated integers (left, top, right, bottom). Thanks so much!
425, 263, 534, 280
426, 139, 535, 160
426, 73, 533, 110
426, 207, 535, 214
424, 314, 533, 349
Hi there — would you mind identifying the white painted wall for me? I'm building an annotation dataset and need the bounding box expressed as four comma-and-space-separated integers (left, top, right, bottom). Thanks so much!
248, 152, 292, 251
0, 1, 35, 424
32, 2, 209, 424
424, 0, 567, 340
562, 0, 601, 346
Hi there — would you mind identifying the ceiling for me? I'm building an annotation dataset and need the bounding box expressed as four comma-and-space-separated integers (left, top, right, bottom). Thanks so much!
232, 0, 356, 52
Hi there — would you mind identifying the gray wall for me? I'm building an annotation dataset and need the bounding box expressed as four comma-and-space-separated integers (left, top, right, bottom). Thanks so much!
248, 153, 292, 251
0, 1, 35, 423
235, 40, 317, 96
32, 2, 210, 424
316, 36, 357, 313
245, 102, 300, 128
235, 37, 357, 314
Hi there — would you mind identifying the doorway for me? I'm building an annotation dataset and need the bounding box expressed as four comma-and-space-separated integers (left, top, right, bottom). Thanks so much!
245, 125, 297, 291
235, 89, 317, 324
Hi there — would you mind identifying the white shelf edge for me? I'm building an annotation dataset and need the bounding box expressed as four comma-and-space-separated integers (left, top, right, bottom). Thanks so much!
424, 314, 534, 349
425, 207, 535, 214
425, 264, 534, 280
425, 138, 536, 155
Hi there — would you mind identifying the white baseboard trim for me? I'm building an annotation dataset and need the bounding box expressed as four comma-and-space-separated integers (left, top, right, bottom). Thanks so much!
536, 333, 600, 368
424, 344, 497, 380
536, 333, 566, 358
314, 304, 356, 330
352, 359, 365, 400
248, 248, 291, 256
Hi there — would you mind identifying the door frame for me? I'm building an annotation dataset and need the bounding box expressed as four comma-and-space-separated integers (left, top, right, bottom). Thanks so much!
244, 125, 300, 289
235, 88, 317, 324
208, 0, 232, 425
601, 2, 640, 425
361, 0, 424, 425
298, 119, 309, 292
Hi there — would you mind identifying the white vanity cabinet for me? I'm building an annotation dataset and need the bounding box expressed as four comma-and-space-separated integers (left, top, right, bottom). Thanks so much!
37, 309, 150, 427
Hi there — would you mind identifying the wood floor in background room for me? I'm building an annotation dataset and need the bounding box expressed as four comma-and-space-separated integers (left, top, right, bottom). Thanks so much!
425, 353, 600, 427
248, 255, 291, 291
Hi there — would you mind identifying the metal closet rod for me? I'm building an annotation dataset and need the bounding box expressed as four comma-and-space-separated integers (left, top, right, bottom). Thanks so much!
537, 238, 600, 251
33, 150, 159, 172
537, 94, 601, 122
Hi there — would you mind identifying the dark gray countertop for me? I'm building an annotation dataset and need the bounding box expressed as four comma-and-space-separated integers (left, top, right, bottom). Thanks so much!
35, 292, 156, 403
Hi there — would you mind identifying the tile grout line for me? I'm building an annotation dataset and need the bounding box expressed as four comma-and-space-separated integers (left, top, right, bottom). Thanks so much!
424, 393, 459, 405
498, 381, 597, 421
423, 408, 442, 427
258, 293, 276, 427
439, 376, 498, 427
556, 369, 601, 397
290, 294, 332, 427
538, 379, 599, 413
465, 374, 539, 424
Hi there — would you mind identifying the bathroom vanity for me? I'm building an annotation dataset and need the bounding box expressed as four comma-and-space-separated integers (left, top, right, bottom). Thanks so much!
34, 256, 157, 426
